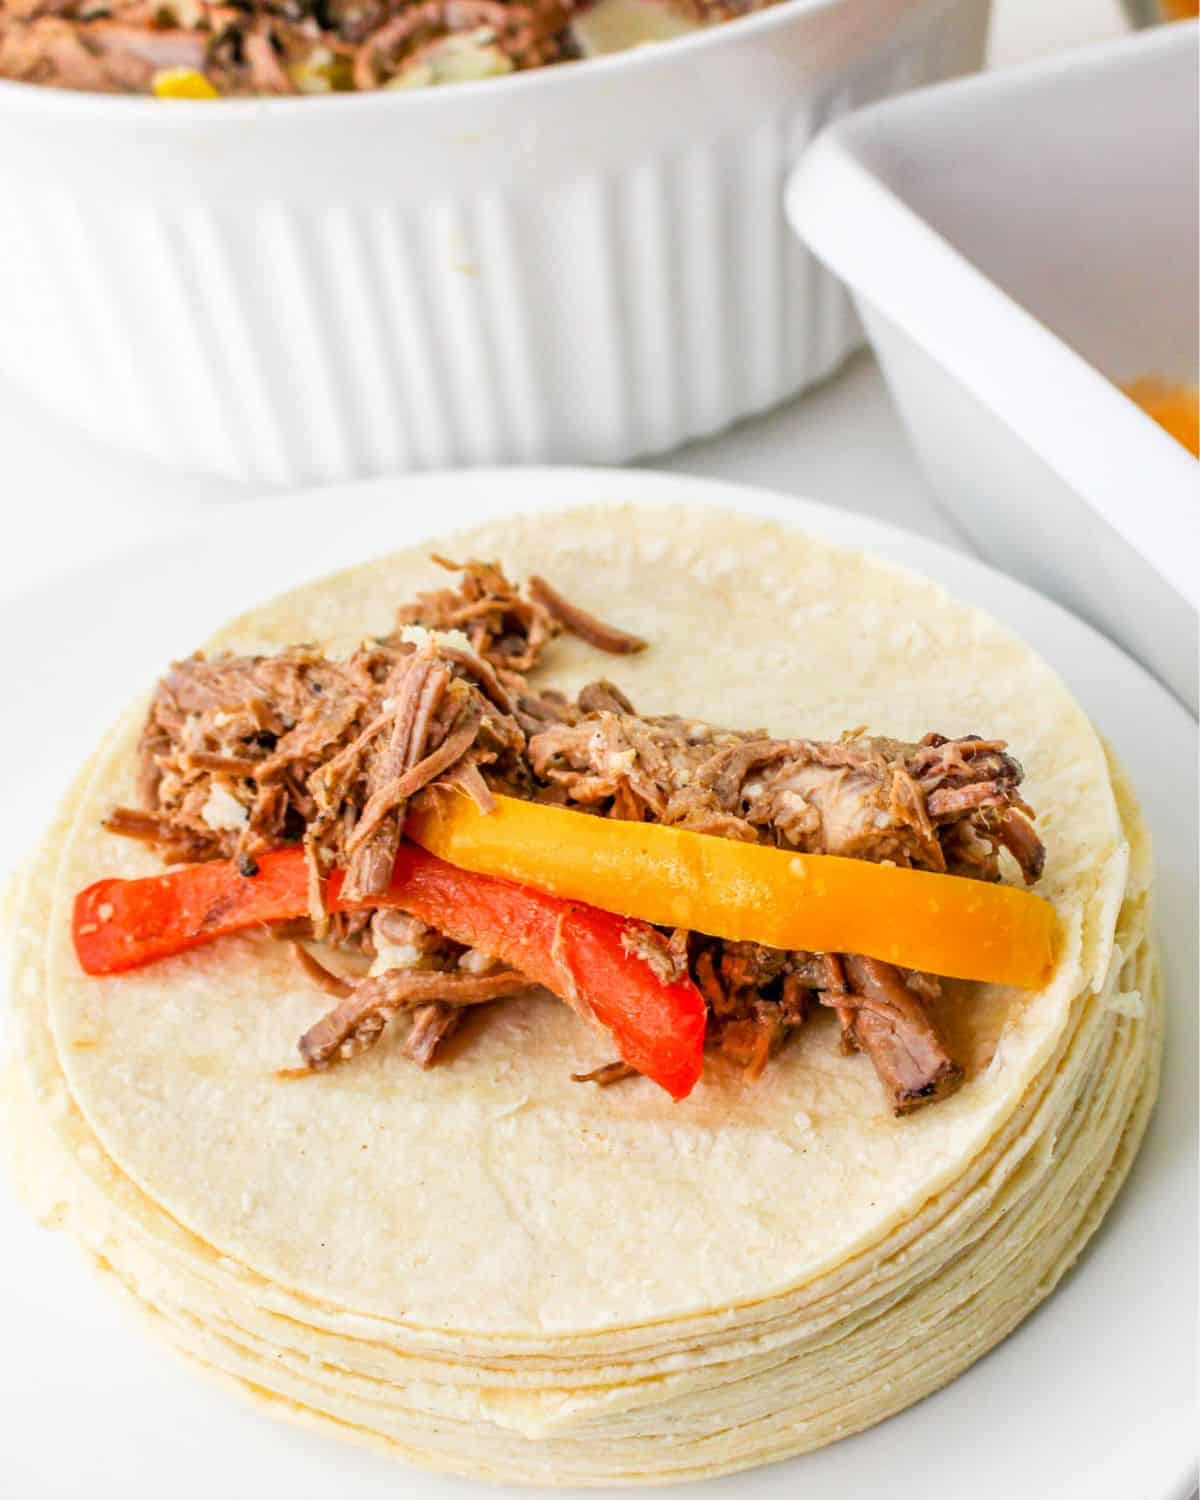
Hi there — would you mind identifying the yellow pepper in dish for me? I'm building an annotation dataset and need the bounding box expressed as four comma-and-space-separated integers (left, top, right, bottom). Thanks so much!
152, 68, 219, 100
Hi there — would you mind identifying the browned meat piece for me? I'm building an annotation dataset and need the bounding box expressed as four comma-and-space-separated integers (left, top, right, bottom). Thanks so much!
337, 647, 454, 898
899, 967, 942, 1003
369, 908, 449, 955
995, 806, 1046, 885
323, 909, 377, 952
689, 939, 816, 1081
4, 0, 74, 18
403, 1004, 462, 1068
778, 973, 812, 1027
103, 805, 227, 865
119, 631, 526, 903
353, 0, 569, 91
530, 712, 751, 824
619, 926, 687, 985
0, 14, 206, 92
576, 679, 636, 716
717, 941, 790, 995
710, 1005, 782, 1080
240, 26, 295, 94
289, 942, 352, 999
529, 716, 1043, 884
689, 937, 959, 1113
396, 557, 644, 677
808, 952, 858, 1055
691, 946, 727, 1015
273, 910, 376, 950
513, 687, 578, 735
834, 955, 963, 1115
331, 650, 524, 900
438, 757, 497, 813
430, 642, 519, 720
396, 556, 560, 675
298, 965, 531, 1070
527, 576, 647, 656
571, 1060, 637, 1087
129, 644, 378, 867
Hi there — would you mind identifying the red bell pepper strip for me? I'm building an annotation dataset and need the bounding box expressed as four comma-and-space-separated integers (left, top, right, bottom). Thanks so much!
72, 845, 707, 1101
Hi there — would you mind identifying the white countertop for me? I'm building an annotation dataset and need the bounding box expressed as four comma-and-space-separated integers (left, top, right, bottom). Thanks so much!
0, 0, 1132, 603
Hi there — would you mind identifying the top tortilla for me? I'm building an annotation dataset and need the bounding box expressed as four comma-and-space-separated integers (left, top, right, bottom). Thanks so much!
39, 504, 1127, 1341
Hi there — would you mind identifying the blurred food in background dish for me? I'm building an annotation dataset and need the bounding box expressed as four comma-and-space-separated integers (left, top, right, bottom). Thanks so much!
0, 0, 781, 96
0, 0, 993, 485
1123, 379, 1200, 456
1123, 0, 1198, 24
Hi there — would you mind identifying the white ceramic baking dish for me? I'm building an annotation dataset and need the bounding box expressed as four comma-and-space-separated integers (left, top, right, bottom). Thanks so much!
787, 22, 1199, 713
0, 0, 989, 487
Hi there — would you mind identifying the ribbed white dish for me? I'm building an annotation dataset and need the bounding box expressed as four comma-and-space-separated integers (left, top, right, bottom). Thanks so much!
0, 0, 988, 486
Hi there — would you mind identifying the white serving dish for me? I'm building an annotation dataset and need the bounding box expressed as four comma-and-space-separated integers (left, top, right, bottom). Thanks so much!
0, 0, 989, 488
786, 23, 1199, 713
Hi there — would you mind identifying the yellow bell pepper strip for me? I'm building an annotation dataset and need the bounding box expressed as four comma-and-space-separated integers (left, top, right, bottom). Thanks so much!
152, 68, 220, 99
406, 791, 1060, 989
72, 844, 707, 1101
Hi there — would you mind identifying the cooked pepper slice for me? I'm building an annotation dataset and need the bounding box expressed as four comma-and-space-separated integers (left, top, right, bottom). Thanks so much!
151, 68, 220, 99
406, 791, 1060, 989
72, 845, 706, 1101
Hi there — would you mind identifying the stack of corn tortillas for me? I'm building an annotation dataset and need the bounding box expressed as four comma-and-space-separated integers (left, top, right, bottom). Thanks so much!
3, 506, 1160, 1484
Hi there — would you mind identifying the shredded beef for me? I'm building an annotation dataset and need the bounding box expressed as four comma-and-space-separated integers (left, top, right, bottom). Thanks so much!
114, 561, 642, 904
396, 556, 557, 675
835, 956, 963, 1113
108, 555, 1047, 1112
619, 926, 687, 986
528, 702, 1035, 1108
529, 711, 1041, 883
527, 575, 647, 656
289, 941, 353, 999
402, 1003, 463, 1068
298, 962, 530, 1069
526, 697, 1044, 1108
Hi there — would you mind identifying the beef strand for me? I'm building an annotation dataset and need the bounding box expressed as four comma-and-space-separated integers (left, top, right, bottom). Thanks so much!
835, 956, 963, 1114
298, 964, 531, 1070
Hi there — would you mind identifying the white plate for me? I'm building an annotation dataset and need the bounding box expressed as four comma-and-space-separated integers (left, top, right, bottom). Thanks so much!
1, 468, 1195, 1500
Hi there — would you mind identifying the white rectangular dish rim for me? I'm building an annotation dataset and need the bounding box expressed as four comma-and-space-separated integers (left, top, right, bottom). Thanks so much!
785, 23, 1200, 616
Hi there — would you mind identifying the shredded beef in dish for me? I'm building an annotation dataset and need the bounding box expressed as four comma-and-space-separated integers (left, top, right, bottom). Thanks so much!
105, 558, 1047, 1115
0, 0, 782, 96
